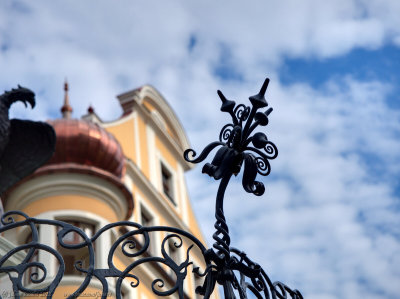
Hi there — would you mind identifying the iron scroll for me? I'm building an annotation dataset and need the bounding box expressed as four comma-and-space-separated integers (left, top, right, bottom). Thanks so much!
0, 79, 302, 298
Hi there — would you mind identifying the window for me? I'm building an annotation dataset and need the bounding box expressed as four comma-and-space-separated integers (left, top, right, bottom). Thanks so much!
57, 220, 95, 276
58, 221, 94, 245
161, 163, 175, 204
140, 205, 155, 255
24, 232, 40, 286
140, 209, 153, 228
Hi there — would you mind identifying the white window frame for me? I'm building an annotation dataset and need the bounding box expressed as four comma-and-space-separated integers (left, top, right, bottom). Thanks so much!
158, 156, 178, 208
138, 200, 159, 256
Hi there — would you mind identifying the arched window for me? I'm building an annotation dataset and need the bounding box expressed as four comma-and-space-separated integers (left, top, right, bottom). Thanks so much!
23, 231, 39, 286
56, 220, 95, 276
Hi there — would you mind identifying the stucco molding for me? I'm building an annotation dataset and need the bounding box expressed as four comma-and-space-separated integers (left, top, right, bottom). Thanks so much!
4, 171, 131, 221
124, 160, 205, 245
117, 85, 194, 171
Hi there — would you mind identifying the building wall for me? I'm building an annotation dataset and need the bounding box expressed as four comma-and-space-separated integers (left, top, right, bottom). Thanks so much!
0, 85, 218, 299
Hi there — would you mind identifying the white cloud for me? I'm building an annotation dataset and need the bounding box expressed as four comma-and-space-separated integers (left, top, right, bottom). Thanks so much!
188, 77, 400, 298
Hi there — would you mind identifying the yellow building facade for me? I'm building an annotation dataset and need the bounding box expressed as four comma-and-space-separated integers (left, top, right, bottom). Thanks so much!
0, 83, 216, 299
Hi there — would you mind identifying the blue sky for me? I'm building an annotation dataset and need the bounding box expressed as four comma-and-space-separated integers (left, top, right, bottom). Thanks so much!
1, 1, 400, 298
281, 45, 399, 89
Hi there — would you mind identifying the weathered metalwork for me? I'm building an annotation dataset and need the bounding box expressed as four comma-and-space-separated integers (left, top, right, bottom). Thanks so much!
184, 78, 302, 298
0, 86, 56, 196
0, 210, 208, 298
0, 79, 302, 298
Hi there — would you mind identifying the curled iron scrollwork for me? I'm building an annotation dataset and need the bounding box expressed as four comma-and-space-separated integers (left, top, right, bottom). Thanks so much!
0, 211, 211, 299
184, 78, 303, 298
0, 78, 302, 299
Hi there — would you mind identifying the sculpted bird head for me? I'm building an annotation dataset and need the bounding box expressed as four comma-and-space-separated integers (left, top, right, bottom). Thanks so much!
3, 85, 35, 109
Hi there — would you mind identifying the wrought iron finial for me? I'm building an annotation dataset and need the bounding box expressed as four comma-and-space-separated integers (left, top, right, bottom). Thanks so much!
184, 78, 302, 298
184, 77, 278, 197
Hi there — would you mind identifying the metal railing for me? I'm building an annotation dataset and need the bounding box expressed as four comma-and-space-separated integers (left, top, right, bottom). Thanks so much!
0, 79, 302, 299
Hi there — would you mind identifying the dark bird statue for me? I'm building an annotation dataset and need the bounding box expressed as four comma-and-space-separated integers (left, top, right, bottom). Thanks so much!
0, 85, 56, 196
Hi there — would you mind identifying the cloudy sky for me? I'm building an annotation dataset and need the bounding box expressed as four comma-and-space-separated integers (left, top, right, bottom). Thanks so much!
1, 1, 400, 298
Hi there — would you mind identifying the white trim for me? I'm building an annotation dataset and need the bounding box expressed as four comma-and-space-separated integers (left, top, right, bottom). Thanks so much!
4, 172, 129, 222
120, 278, 137, 298
125, 160, 195, 236
0, 237, 25, 265
117, 85, 190, 149
81, 112, 103, 124
124, 173, 134, 193
117, 87, 194, 171
53, 211, 108, 272
16, 210, 113, 288
137, 195, 160, 256
25, 276, 138, 299
158, 154, 179, 210
16, 210, 109, 244
125, 160, 207, 268
150, 109, 168, 132
100, 110, 135, 128
24, 276, 116, 296
146, 123, 157, 186
136, 102, 193, 170
39, 223, 57, 276
177, 163, 189, 226
133, 111, 142, 168
77, 85, 193, 170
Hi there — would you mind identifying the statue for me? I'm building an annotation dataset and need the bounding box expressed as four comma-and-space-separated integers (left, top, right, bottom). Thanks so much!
0, 86, 56, 196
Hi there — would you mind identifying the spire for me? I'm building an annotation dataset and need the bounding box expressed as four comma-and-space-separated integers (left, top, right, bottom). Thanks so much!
87, 104, 94, 114
61, 79, 73, 119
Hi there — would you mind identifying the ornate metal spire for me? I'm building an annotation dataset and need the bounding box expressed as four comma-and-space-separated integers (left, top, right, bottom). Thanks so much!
61, 79, 73, 119
87, 104, 94, 114
184, 78, 302, 298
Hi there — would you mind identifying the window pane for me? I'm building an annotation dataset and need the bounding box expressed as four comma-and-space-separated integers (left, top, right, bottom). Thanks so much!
161, 163, 175, 204
56, 220, 94, 276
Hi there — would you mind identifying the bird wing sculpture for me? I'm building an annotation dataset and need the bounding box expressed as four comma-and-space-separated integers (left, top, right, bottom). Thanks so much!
0, 86, 56, 196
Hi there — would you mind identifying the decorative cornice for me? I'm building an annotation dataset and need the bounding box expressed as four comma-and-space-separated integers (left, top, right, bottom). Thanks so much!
117, 85, 192, 157
134, 101, 194, 171
3, 163, 134, 220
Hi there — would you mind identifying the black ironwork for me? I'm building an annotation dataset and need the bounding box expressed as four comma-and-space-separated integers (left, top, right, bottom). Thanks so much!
0, 210, 208, 299
184, 78, 301, 298
0, 79, 302, 298
0, 85, 56, 196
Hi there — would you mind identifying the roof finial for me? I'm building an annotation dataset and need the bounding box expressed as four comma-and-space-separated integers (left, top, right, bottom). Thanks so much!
61, 79, 73, 119
87, 103, 94, 114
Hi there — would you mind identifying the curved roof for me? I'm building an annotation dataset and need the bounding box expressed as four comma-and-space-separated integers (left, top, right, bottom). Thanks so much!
117, 85, 191, 152
46, 118, 125, 178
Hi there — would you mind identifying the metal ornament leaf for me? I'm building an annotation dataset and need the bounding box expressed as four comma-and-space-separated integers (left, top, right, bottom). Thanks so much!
182, 78, 301, 298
